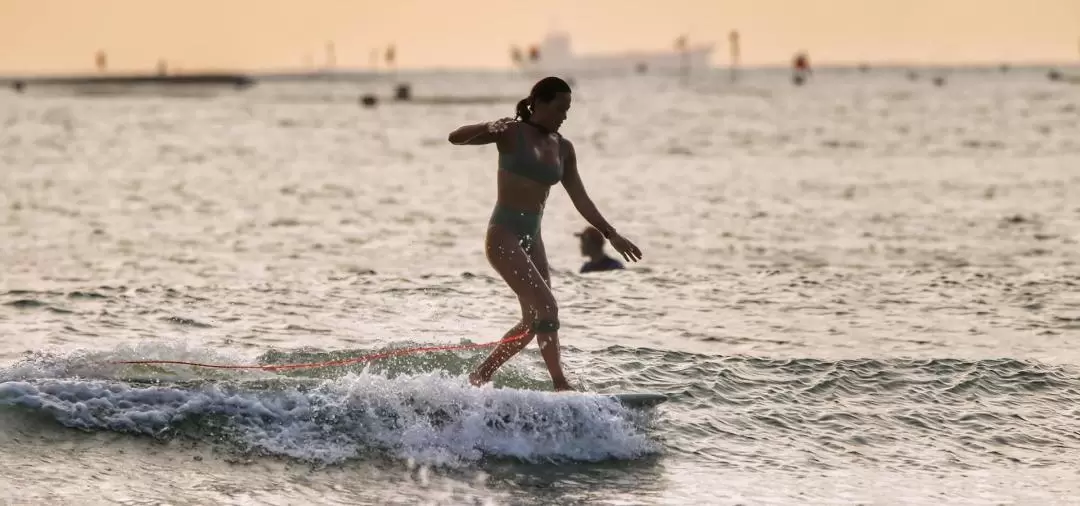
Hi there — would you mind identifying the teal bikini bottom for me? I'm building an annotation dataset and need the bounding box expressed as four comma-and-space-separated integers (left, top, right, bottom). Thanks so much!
489, 204, 542, 251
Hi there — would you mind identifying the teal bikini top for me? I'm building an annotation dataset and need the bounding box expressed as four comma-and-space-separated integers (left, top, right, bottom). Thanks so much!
498, 123, 563, 186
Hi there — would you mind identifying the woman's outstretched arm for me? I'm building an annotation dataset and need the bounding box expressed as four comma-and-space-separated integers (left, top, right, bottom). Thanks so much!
559, 139, 643, 262
448, 118, 514, 145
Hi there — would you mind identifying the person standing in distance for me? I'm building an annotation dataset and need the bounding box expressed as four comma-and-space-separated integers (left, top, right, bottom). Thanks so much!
576, 226, 625, 273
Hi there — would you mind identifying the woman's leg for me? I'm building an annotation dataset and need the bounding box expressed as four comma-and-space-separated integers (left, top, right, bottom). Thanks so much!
468, 320, 531, 386
468, 227, 568, 389
526, 234, 552, 286
523, 236, 573, 391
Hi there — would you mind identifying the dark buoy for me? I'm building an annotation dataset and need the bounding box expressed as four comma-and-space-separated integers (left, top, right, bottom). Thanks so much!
360, 94, 378, 107
932, 76, 946, 87
394, 83, 411, 101
635, 62, 647, 74
12, 80, 25, 93
1048, 69, 1062, 82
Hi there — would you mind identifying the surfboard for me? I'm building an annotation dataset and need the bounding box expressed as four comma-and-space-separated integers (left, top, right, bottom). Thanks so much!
608, 392, 669, 407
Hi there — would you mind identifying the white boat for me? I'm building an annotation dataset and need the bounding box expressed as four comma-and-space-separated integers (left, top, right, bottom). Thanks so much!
513, 31, 714, 76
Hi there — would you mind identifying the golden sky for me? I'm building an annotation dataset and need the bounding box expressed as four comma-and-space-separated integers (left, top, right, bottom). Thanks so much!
1, 0, 1078, 73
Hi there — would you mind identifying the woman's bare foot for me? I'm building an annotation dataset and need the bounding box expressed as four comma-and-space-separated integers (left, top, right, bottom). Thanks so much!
469, 371, 489, 387
553, 381, 575, 392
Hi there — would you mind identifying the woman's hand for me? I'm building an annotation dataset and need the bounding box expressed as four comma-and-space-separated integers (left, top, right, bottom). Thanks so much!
608, 232, 643, 262
486, 117, 516, 134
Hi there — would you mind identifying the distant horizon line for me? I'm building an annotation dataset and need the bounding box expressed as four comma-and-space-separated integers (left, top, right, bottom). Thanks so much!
1, 59, 1078, 79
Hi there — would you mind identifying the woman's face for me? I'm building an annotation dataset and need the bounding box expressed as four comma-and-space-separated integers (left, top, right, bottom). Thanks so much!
532, 92, 571, 132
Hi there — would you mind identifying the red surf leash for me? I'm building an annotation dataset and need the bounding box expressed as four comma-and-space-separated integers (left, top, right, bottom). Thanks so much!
108, 332, 528, 372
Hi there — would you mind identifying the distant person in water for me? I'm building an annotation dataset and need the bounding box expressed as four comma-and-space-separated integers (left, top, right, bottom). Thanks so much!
576, 226, 624, 274
446, 76, 643, 392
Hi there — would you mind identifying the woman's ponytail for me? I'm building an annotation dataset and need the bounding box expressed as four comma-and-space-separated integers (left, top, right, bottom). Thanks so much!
515, 97, 532, 121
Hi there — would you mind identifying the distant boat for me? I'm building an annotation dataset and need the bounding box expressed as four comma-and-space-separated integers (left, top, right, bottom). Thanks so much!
513, 31, 714, 76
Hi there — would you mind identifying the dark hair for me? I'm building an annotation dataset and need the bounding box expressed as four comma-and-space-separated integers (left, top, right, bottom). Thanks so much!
515, 76, 572, 122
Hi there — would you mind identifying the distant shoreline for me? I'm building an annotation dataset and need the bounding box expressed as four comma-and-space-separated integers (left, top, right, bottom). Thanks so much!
0, 69, 392, 87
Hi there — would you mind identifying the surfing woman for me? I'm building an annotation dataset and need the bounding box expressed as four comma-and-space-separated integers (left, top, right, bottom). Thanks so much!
447, 76, 643, 391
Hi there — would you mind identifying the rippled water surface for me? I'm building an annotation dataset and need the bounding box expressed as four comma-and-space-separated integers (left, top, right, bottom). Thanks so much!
2, 67, 1080, 505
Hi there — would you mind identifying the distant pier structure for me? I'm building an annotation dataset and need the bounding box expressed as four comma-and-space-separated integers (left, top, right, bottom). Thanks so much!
6, 50, 255, 93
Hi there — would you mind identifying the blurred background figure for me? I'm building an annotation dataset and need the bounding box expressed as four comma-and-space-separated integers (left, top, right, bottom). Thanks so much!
576, 226, 624, 274
792, 51, 811, 85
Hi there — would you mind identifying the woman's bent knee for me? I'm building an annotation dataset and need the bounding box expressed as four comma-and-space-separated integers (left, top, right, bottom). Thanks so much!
531, 319, 560, 333
524, 303, 559, 333
522, 301, 557, 322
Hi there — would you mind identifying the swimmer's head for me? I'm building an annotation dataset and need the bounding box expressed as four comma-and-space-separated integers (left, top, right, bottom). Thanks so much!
576, 226, 606, 256
516, 76, 571, 133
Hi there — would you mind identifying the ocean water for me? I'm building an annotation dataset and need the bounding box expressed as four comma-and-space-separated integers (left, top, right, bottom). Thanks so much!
2, 66, 1080, 505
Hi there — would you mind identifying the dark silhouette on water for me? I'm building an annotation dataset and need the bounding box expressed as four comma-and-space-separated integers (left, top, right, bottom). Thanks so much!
576, 226, 624, 274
